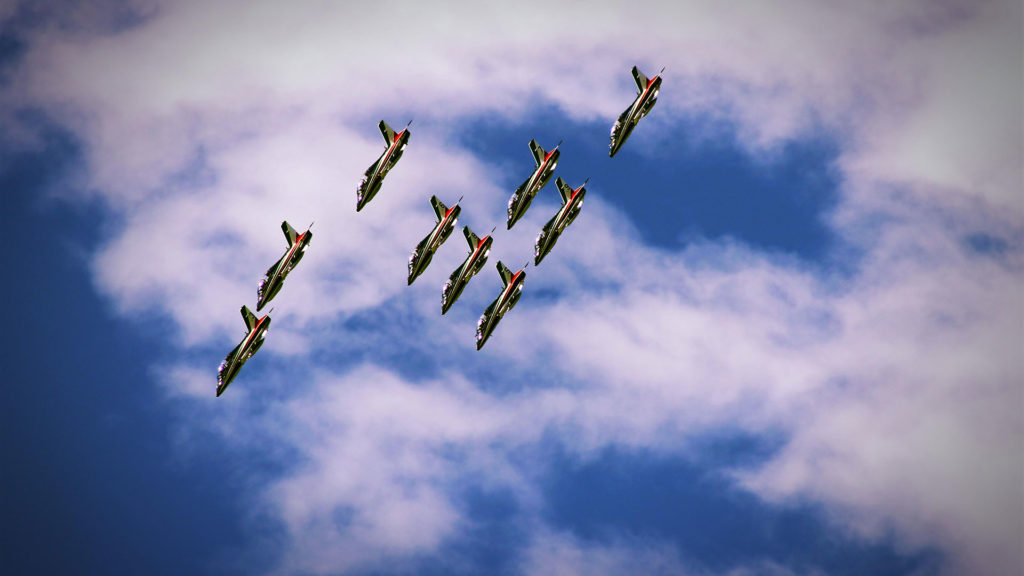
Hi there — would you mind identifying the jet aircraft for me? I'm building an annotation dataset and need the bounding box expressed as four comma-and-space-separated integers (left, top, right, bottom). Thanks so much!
441, 225, 493, 315
534, 177, 588, 265
356, 120, 411, 211
217, 305, 271, 397
609, 66, 663, 158
475, 261, 526, 350
506, 139, 560, 230
257, 221, 313, 311
408, 195, 462, 285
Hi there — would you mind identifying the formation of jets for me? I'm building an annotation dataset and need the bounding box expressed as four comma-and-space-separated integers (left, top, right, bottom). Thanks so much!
215, 65, 661, 394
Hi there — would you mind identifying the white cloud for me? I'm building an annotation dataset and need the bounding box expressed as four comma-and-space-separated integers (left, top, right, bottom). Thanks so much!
4, 0, 1021, 574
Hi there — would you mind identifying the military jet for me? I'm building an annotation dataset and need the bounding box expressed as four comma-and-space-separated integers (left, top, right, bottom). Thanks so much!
475, 261, 526, 350
506, 139, 560, 230
534, 177, 589, 265
408, 195, 462, 285
609, 66, 663, 158
216, 305, 271, 397
356, 120, 412, 211
441, 225, 494, 315
257, 221, 313, 311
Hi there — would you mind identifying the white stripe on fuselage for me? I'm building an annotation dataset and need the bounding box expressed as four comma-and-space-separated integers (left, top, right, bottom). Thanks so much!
489, 274, 522, 326
370, 133, 403, 183
425, 213, 455, 254
626, 79, 657, 128
269, 234, 304, 288
455, 238, 488, 287
231, 317, 266, 371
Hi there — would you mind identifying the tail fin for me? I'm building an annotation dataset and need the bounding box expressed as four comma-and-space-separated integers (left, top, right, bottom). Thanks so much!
281, 221, 298, 245
528, 139, 546, 166
241, 305, 258, 331
430, 195, 447, 221
631, 66, 648, 92
463, 225, 480, 249
379, 120, 396, 145
496, 260, 513, 286
555, 177, 572, 204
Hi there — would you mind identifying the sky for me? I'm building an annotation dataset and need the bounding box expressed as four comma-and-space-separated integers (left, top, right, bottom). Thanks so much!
1, 1, 1022, 575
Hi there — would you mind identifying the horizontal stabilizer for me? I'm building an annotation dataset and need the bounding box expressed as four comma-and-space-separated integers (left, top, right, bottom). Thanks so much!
497, 260, 513, 286
430, 195, 447, 221
463, 225, 480, 249
529, 139, 545, 166
555, 177, 572, 205
241, 305, 257, 331
632, 65, 648, 92
282, 221, 298, 245
379, 120, 396, 146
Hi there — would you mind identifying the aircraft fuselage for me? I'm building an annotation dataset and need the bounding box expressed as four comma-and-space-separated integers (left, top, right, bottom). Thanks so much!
442, 235, 492, 314
357, 129, 411, 211
535, 186, 586, 265
610, 75, 662, 158
258, 230, 313, 311
507, 148, 559, 229
409, 204, 461, 285
476, 269, 526, 350
217, 315, 271, 397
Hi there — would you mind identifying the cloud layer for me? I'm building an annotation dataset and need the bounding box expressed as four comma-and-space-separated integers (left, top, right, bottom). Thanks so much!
4, 1, 1021, 574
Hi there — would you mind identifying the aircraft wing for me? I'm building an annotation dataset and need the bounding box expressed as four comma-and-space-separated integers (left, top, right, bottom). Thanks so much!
265, 256, 283, 279
378, 120, 396, 146
463, 225, 480, 249
430, 195, 447, 221
496, 260, 513, 287
632, 65, 648, 92
528, 139, 545, 166
281, 221, 298, 245
555, 177, 572, 205
241, 305, 258, 331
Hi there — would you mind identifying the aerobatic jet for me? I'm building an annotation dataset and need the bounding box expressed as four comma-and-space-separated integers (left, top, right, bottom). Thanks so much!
441, 225, 494, 315
216, 305, 271, 397
475, 261, 526, 350
408, 195, 462, 285
534, 177, 588, 265
609, 66, 663, 158
257, 221, 313, 311
356, 120, 411, 211
506, 139, 560, 230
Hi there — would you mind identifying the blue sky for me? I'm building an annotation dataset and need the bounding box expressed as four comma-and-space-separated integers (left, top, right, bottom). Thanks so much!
2, 2, 1022, 575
